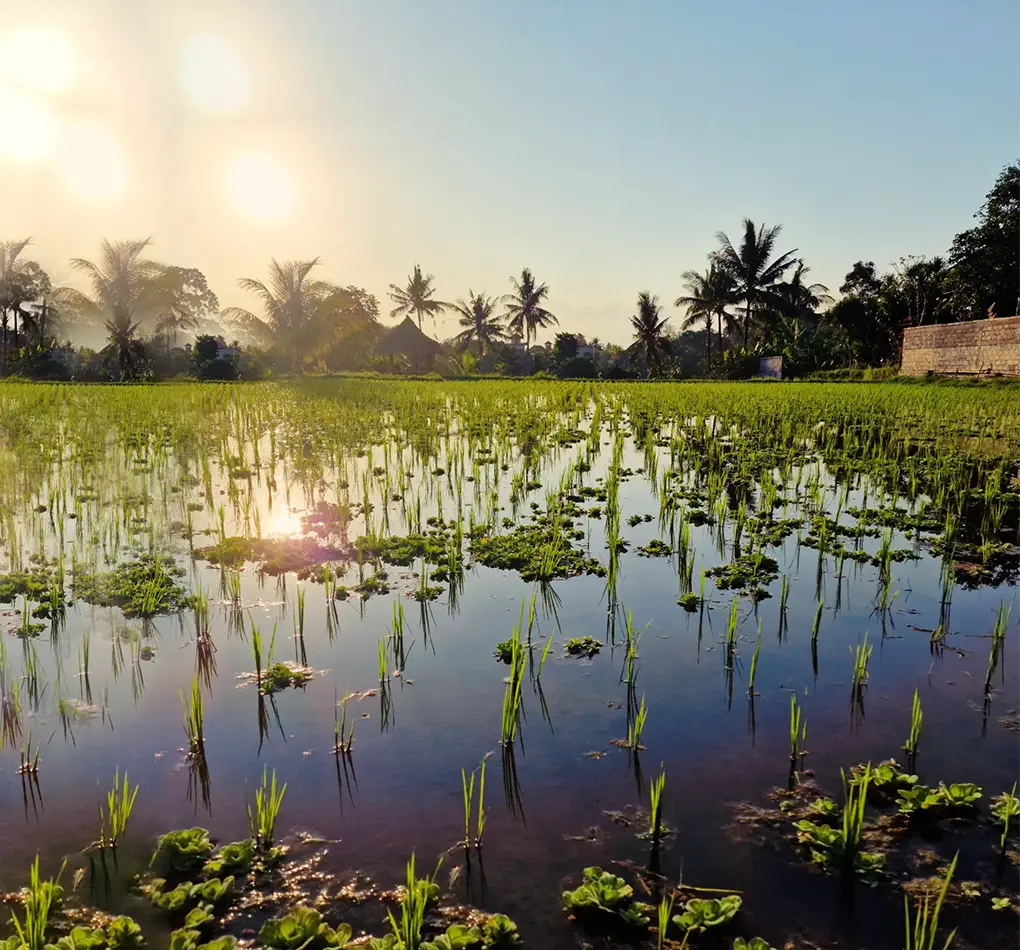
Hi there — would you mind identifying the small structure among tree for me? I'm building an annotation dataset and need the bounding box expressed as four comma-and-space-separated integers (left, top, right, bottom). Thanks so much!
375, 316, 443, 372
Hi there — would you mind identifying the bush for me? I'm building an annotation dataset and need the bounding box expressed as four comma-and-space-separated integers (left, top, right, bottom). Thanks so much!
556, 356, 598, 379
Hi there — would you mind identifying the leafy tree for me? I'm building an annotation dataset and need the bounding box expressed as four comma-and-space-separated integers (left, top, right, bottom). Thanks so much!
102, 305, 147, 380
153, 266, 220, 349
628, 292, 672, 376
450, 291, 505, 355
948, 161, 1019, 320
553, 332, 579, 363
388, 264, 448, 329
675, 263, 736, 365
713, 219, 799, 347
224, 259, 376, 372
0, 239, 52, 373
503, 268, 557, 347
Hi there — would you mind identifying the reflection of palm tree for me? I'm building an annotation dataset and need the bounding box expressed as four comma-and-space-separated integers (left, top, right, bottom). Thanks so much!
451, 292, 505, 355
714, 219, 798, 348
388, 264, 447, 329
224, 258, 370, 372
628, 292, 672, 376
503, 268, 557, 348
675, 263, 735, 364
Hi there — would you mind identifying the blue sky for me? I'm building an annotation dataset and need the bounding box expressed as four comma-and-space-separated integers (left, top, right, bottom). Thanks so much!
2, 0, 1017, 342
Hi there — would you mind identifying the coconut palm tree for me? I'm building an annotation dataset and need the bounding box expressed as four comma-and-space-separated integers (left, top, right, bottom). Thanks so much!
451, 292, 506, 356
388, 264, 448, 329
102, 304, 147, 380
713, 219, 799, 348
60, 238, 166, 326
628, 292, 672, 376
0, 238, 47, 372
502, 268, 557, 348
675, 263, 736, 365
224, 258, 371, 372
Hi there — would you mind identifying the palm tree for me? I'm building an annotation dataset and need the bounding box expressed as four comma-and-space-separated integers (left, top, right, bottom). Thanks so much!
60, 238, 166, 325
628, 292, 672, 376
713, 219, 799, 348
103, 304, 146, 380
0, 238, 37, 372
503, 268, 557, 348
224, 258, 370, 372
388, 264, 448, 329
450, 292, 505, 356
675, 263, 736, 365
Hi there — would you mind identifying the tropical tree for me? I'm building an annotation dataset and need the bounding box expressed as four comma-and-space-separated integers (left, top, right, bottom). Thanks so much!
60, 238, 166, 327
754, 261, 833, 346
224, 258, 376, 372
628, 292, 672, 376
948, 161, 1019, 320
503, 268, 557, 348
0, 239, 51, 373
450, 291, 506, 356
388, 264, 447, 329
152, 266, 220, 350
892, 255, 952, 326
102, 305, 147, 380
713, 219, 799, 348
675, 263, 736, 365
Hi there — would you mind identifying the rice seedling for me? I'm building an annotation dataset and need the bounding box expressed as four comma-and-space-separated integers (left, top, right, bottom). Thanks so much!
9, 856, 65, 950
656, 890, 676, 950
903, 688, 923, 760
747, 619, 763, 695
333, 691, 355, 757
789, 694, 806, 765
648, 766, 666, 845
459, 757, 488, 849
904, 852, 958, 950
627, 695, 648, 752
248, 766, 287, 853
850, 633, 873, 698
98, 769, 139, 849
18, 732, 41, 775
180, 675, 205, 759
386, 854, 440, 950
811, 599, 823, 641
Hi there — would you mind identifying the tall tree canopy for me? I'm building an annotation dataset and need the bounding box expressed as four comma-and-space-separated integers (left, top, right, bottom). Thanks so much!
388, 264, 447, 329
948, 161, 1019, 319
676, 263, 735, 363
503, 268, 557, 348
450, 291, 505, 355
628, 292, 672, 376
713, 219, 799, 348
225, 258, 377, 372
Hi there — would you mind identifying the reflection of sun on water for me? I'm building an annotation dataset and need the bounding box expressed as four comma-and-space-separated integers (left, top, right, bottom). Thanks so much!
268, 507, 302, 537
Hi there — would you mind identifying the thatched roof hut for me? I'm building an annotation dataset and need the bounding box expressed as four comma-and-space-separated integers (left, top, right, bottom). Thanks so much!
375, 317, 443, 369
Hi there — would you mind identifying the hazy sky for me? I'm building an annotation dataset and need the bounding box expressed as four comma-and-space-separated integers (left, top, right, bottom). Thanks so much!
1, 0, 1016, 342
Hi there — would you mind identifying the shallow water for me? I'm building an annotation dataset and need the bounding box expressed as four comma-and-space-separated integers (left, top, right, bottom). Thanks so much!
0, 381, 1017, 949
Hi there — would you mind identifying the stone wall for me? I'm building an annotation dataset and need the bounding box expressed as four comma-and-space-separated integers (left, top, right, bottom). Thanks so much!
900, 316, 1020, 376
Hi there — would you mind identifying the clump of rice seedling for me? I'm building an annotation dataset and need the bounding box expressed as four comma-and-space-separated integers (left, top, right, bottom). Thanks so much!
9, 856, 65, 950
789, 694, 807, 766
460, 757, 488, 849
850, 633, 873, 699
333, 692, 355, 757
99, 769, 139, 849
903, 688, 923, 761
386, 854, 440, 950
248, 767, 286, 853
180, 676, 205, 759
904, 852, 957, 950
648, 766, 666, 846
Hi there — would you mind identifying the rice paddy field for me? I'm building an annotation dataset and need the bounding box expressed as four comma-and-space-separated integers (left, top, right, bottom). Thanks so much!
0, 378, 1017, 950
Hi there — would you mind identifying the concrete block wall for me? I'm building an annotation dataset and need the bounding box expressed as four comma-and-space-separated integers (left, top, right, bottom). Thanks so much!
900, 316, 1020, 376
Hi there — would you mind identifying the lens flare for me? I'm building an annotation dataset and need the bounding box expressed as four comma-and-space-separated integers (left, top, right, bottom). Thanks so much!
179, 34, 251, 113
0, 87, 56, 162
55, 120, 127, 200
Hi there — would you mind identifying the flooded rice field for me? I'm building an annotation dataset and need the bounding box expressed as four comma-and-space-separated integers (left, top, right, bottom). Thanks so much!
0, 379, 1017, 950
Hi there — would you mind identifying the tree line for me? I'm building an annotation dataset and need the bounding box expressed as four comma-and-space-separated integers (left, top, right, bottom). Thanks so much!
0, 161, 1014, 381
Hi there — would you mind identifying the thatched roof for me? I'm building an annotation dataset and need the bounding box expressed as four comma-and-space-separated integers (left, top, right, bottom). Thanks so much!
375, 317, 444, 359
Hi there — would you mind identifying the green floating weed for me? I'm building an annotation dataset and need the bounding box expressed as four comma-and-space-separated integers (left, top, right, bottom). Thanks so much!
672, 894, 741, 934
561, 866, 650, 928
564, 636, 600, 658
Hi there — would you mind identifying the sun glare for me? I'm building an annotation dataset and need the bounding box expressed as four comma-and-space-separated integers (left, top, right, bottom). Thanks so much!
225, 152, 294, 221
0, 27, 73, 95
179, 34, 250, 113
268, 506, 302, 538
0, 87, 56, 162
55, 120, 127, 200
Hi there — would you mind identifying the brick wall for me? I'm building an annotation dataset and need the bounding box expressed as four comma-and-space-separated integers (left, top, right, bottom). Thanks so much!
900, 316, 1020, 376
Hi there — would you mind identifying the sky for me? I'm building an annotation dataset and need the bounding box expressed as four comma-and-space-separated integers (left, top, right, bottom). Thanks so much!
1, 0, 1017, 344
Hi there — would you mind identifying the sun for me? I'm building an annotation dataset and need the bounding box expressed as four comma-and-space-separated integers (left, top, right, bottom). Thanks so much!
0, 27, 73, 95
179, 35, 250, 114
224, 152, 295, 222
55, 120, 127, 200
